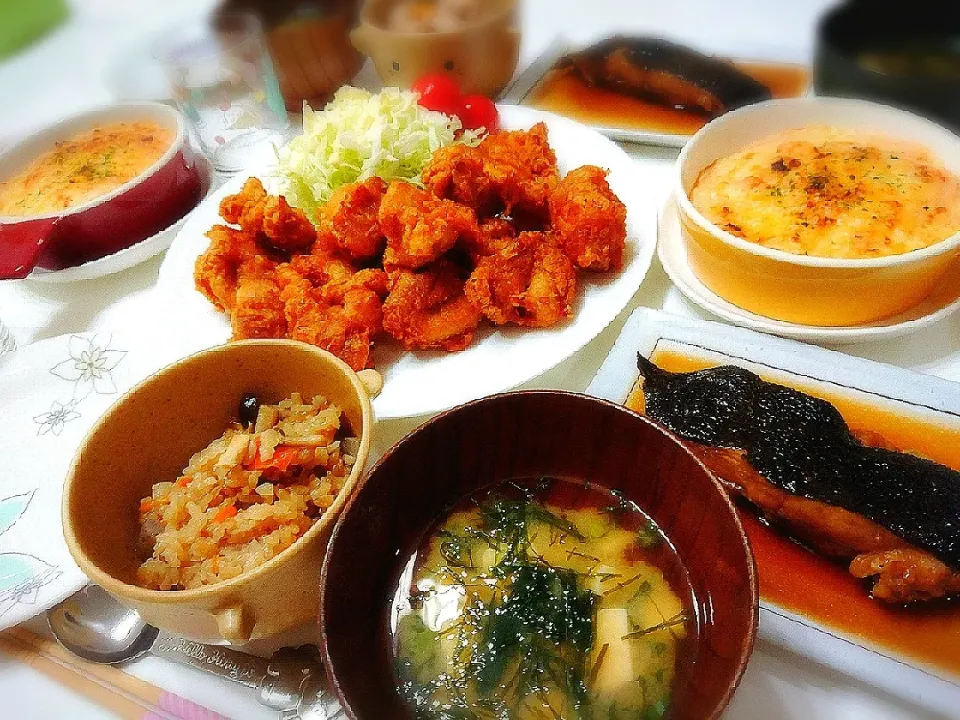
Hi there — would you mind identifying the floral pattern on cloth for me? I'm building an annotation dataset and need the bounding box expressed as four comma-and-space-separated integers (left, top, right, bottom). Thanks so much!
0, 491, 62, 619
0, 330, 156, 631
33, 334, 126, 436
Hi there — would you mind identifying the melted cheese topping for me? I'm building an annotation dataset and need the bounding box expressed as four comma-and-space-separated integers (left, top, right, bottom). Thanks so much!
0, 121, 175, 217
689, 126, 960, 259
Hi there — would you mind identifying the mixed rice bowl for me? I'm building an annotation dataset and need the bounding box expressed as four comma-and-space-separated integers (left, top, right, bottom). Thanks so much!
136, 393, 357, 590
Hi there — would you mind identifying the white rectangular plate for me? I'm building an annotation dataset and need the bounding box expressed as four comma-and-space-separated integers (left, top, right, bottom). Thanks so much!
587, 308, 960, 715
500, 37, 689, 148
501, 38, 810, 149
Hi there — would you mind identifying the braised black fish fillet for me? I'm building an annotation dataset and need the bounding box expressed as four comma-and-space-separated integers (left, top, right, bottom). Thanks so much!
634, 354, 960, 574
564, 36, 772, 116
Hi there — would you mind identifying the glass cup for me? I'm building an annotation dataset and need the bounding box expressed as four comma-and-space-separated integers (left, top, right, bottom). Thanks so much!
155, 14, 290, 172
0, 319, 15, 356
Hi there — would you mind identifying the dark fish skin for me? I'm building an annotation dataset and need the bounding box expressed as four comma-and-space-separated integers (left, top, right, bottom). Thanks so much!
564, 36, 772, 116
635, 354, 960, 569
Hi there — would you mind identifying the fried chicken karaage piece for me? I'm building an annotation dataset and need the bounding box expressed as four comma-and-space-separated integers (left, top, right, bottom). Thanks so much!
276, 257, 389, 370
194, 225, 260, 312
459, 217, 517, 263
549, 165, 627, 272
382, 262, 482, 351
286, 297, 377, 371
421, 124, 560, 225
319, 268, 389, 337
465, 232, 577, 328
379, 182, 479, 269
421, 145, 499, 216
219, 177, 315, 252
317, 177, 388, 262
480, 123, 559, 223
285, 252, 387, 328
231, 256, 287, 340
220, 177, 268, 228
262, 195, 317, 252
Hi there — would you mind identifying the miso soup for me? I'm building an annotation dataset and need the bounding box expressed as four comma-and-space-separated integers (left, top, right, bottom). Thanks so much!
392, 477, 698, 719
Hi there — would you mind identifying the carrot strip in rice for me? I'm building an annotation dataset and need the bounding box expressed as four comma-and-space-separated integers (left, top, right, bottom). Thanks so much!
135, 393, 356, 590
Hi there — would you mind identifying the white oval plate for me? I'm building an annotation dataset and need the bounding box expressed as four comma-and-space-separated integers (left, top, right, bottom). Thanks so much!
157, 105, 658, 420
26, 155, 217, 284
0, 332, 179, 630
658, 195, 960, 345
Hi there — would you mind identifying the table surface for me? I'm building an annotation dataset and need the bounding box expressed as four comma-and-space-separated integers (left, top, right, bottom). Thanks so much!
2, 1, 959, 719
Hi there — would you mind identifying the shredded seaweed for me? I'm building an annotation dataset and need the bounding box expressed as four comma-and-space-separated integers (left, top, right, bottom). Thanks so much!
396, 481, 685, 719
621, 612, 688, 640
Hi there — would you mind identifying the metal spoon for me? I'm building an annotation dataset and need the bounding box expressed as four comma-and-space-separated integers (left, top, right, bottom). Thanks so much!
47, 585, 343, 719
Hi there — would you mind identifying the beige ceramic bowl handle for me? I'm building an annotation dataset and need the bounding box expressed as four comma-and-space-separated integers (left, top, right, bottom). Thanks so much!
215, 604, 253, 643
349, 26, 373, 56
357, 369, 384, 399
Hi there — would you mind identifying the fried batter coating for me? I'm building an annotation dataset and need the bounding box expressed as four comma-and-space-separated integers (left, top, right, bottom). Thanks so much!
459, 217, 517, 263
219, 177, 315, 253
382, 262, 482, 351
422, 124, 560, 224
481, 123, 560, 221
219, 177, 268, 229
283, 254, 387, 330
231, 256, 287, 340
549, 165, 626, 272
287, 295, 376, 371
379, 182, 479, 269
522, 238, 579, 328
466, 232, 577, 328
317, 177, 388, 261
288, 252, 355, 287
194, 225, 260, 312
319, 268, 389, 337
421, 145, 499, 215
275, 257, 388, 370
261, 195, 316, 252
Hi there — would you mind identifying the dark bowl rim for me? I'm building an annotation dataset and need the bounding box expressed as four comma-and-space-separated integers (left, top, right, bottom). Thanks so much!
318, 388, 759, 720
815, 1, 960, 88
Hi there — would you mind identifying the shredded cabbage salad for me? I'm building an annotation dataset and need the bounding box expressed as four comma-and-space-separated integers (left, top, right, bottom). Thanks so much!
276, 87, 481, 220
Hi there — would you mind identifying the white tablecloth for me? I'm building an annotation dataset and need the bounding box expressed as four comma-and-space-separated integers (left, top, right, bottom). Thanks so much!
1, 1, 956, 718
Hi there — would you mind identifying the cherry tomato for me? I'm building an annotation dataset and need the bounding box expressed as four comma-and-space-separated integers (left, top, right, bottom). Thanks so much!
411, 73, 462, 115
458, 94, 499, 132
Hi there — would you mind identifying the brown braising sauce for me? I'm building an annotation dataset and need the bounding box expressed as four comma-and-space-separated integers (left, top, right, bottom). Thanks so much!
626, 350, 960, 675
527, 61, 809, 136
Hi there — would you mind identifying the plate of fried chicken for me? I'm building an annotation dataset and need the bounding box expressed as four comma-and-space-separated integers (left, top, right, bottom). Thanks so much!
158, 106, 657, 419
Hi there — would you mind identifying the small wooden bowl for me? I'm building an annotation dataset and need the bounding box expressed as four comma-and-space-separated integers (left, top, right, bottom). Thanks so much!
320, 390, 758, 719
63, 340, 380, 644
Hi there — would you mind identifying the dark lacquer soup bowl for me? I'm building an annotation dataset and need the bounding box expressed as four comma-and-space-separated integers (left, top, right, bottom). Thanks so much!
320, 390, 758, 720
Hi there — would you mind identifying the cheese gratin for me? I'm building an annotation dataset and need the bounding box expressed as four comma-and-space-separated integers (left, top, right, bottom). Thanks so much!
0, 121, 174, 217
689, 126, 960, 259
